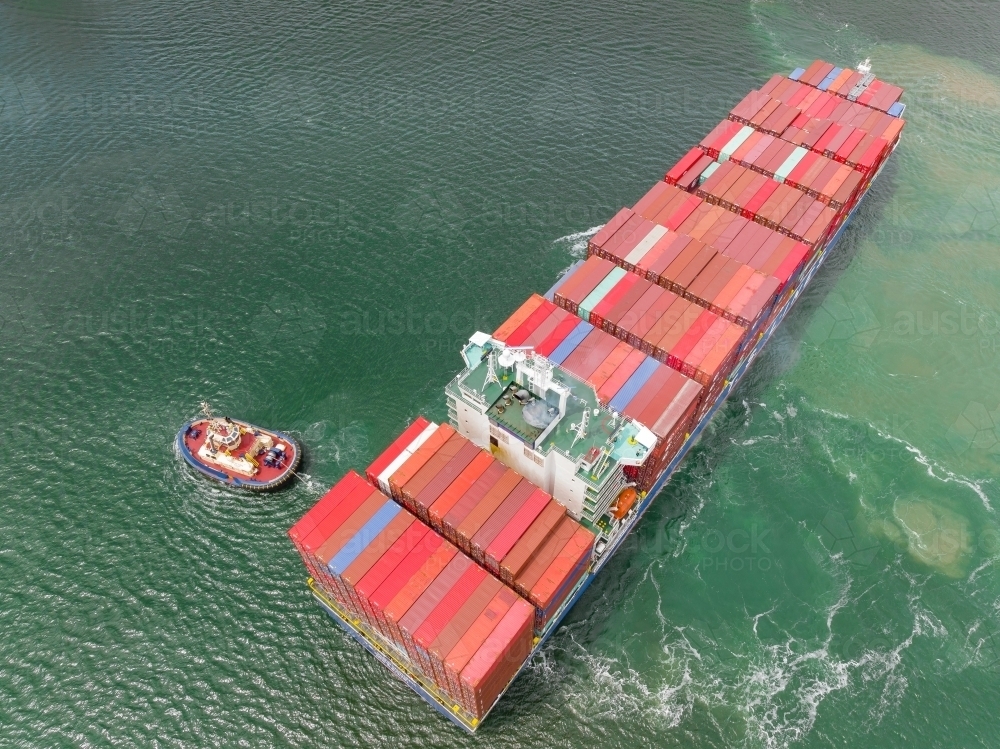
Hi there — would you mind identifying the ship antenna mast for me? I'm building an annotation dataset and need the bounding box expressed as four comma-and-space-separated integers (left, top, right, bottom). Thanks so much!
200, 401, 214, 418
570, 407, 589, 448
482, 350, 501, 393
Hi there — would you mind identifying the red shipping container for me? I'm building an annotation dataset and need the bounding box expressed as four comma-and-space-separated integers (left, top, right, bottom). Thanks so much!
315, 491, 390, 571
455, 469, 522, 550
597, 348, 648, 401
427, 575, 503, 686
803, 206, 838, 245
749, 98, 781, 128
628, 284, 684, 346
382, 541, 459, 645
355, 522, 433, 630
289, 470, 367, 549
590, 272, 641, 327
551, 257, 608, 308
398, 555, 473, 663
428, 452, 494, 527
785, 150, 820, 188
835, 127, 868, 162
742, 180, 780, 219
412, 563, 488, 673
587, 340, 636, 389
595, 214, 646, 258
630, 234, 678, 279
729, 89, 771, 122
603, 279, 655, 335
557, 259, 616, 314
773, 242, 811, 285
759, 74, 784, 95
632, 182, 670, 215
831, 170, 863, 209
529, 527, 595, 623
443, 588, 519, 703
493, 295, 546, 342
363, 420, 432, 491
400, 432, 469, 507
341, 510, 417, 623
640, 185, 692, 223
778, 193, 818, 235
634, 370, 685, 428
620, 364, 676, 422
665, 147, 706, 184
367, 532, 444, 633
483, 489, 551, 572
470, 481, 537, 561
521, 306, 571, 349
644, 236, 692, 283
459, 599, 535, 717
789, 201, 827, 241
667, 309, 718, 375
411, 441, 484, 521
442, 461, 508, 539
536, 313, 584, 357
675, 154, 716, 191
505, 299, 558, 347
500, 501, 567, 585
588, 207, 633, 251
702, 120, 745, 156
740, 133, 776, 167
562, 329, 623, 380
606, 219, 657, 263
388, 423, 456, 499
647, 299, 698, 359
515, 516, 578, 595
662, 194, 703, 231
300, 480, 379, 556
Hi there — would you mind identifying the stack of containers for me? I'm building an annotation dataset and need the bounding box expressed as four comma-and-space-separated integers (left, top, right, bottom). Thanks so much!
733, 81, 902, 151
289, 471, 538, 721
368, 424, 597, 630
668, 64, 906, 229
791, 59, 905, 113
586, 213, 788, 331
552, 236, 792, 351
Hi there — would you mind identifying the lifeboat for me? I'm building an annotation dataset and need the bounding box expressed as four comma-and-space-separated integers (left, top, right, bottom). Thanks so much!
177, 405, 301, 490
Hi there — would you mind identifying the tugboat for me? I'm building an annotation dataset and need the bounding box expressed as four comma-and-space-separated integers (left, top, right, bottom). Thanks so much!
177, 403, 301, 490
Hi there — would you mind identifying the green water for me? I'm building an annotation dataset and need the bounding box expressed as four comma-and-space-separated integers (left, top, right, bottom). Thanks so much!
3, 1, 1000, 746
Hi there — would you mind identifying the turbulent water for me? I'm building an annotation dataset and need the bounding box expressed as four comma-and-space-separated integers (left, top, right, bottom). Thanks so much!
3, 1, 1000, 747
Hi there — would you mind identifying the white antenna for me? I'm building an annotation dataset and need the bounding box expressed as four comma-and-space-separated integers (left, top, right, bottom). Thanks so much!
482, 350, 501, 392
857, 58, 872, 75
200, 401, 213, 418
570, 408, 589, 448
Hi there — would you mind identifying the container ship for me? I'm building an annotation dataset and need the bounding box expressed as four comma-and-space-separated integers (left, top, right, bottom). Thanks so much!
288, 60, 906, 732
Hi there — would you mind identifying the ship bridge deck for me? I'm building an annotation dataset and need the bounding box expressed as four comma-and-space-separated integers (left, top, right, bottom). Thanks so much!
451, 343, 649, 486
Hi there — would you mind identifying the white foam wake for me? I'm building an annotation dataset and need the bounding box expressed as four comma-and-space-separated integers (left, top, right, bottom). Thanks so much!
553, 224, 604, 258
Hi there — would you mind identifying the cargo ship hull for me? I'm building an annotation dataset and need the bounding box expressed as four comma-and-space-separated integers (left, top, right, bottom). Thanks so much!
294, 60, 906, 732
